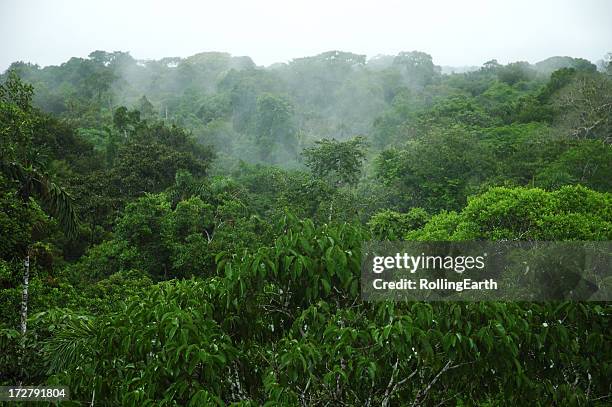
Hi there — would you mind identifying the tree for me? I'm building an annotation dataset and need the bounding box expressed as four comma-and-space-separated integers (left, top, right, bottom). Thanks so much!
374, 127, 496, 211
0, 73, 79, 226
552, 73, 612, 143
535, 140, 612, 191
537, 67, 577, 102
137, 95, 156, 120
406, 185, 611, 241
482, 59, 501, 72
288, 51, 367, 109
162, 196, 215, 278
497, 61, 535, 85
112, 106, 141, 138
45, 281, 236, 405
302, 136, 368, 187
0, 72, 78, 339
534, 56, 596, 75
255, 93, 296, 162
368, 208, 429, 240
393, 51, 437, 88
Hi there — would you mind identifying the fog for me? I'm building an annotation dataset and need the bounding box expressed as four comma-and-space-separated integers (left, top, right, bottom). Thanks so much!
1, 0, 611, 71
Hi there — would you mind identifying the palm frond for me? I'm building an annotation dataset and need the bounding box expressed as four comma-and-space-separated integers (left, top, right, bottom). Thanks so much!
43, 316, 97, 374
1, 160, 79, 238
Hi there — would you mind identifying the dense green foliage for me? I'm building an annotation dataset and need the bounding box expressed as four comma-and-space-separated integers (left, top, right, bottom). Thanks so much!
1, 50, 611, 405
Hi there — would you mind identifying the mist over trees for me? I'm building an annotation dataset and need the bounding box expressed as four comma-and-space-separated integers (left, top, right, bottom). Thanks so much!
6, 50, 609, 162
1, 48, 611, 405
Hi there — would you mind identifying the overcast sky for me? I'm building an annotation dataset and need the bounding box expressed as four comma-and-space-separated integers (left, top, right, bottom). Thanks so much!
1, 0, 611, 71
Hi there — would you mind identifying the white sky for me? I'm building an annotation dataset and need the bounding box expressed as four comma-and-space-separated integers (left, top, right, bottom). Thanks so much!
1, 0, 611, 71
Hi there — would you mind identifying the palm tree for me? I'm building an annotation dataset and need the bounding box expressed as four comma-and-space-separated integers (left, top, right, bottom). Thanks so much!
1, 160, 79, 334
1, 71, 79, 335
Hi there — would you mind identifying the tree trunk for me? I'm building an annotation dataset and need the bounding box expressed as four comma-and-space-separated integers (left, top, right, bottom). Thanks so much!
20, 254, 30, 335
